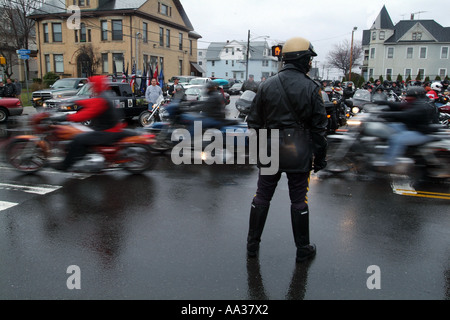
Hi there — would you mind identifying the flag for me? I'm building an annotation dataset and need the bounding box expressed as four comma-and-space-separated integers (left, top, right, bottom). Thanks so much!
130, 62, 136, 93
140, 64, 147, 95
147, 65, 152, 87
112, 59, 117, 82
159, 66, 164, 89
122, 61, 128, 83
153, 65, 159, 85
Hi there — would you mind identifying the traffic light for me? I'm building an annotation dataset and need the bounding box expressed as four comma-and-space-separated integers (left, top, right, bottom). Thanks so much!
0, 56, 6, 65
271, 45, 282, 61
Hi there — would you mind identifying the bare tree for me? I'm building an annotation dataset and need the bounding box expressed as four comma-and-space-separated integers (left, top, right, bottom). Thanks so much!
326, 39, 363, 79
0, 0, 44, 77
74, 44, 102, 77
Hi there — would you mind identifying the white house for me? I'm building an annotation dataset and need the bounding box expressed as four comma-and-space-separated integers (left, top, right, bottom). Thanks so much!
362, 5, 450, 82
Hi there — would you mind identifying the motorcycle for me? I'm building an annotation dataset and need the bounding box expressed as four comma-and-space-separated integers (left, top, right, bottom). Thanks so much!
143, 96, 249, 155
325, 104, 450, 179
235, 90, 256, 121
4, 112, 157, 174
138, 97, 171, 127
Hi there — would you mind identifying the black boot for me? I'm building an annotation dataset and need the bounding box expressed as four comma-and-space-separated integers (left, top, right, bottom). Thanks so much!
247, 202, 269, 258
291, 206, 316, 263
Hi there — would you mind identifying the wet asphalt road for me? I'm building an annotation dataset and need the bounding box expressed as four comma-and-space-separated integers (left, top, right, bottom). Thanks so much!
0, 98, 449, 301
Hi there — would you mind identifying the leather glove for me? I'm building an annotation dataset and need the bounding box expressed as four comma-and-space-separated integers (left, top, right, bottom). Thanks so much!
49, 114, 68, 123
313, 156, 327, 173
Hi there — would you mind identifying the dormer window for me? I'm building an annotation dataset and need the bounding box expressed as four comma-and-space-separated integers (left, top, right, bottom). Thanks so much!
372, 32, 376, 40
379, 31, 385, 40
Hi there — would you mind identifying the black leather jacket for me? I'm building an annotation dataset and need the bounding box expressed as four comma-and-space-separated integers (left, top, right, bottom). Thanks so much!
247, 64, 328, 172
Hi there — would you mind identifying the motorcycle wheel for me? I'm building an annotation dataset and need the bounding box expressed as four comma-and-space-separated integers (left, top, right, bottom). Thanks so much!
122, 145, 155, 174
5, 139, 47, 173
425, 150, 450, 179
139, 111, 156, 127
325, 139, 354, 173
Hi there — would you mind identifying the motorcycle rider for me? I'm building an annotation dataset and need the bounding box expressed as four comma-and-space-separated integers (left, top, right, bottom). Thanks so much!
246, 36, 328, 263
343, 82, 355, 100
374, 86, 436, 168
241, 74, 259, 93
50, 75, 126, 171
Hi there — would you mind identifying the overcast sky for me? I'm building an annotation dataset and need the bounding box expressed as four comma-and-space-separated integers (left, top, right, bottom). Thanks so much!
181, 0, 450, 79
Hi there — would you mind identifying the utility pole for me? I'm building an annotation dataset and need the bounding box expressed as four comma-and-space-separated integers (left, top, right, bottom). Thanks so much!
246, 30, 250, 80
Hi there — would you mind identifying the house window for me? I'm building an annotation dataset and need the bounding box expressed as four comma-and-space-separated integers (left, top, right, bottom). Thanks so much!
45, 54, 51, 73
412, 32, 422, 40
262, 60, 269, 67
178, 60, 182, 75
369, 69, 374, 78
166, 29, 170, 48
225, 60, 228, 65
370, 48, 375, 59
112, 53, 124, 73
101, 20, 108, 41
372, 32, 376, 40
189, 40, 192, 55
417, 69, 425, 79
179, 33, 183, 50
88, 29, 91, 42
387, 47, 394, 59
386, 69, 392, 78
112, 20, 123, 41
406, 47, 413, 59
74, 30, 78, 42
43, 23, 49, 43
211, 61, 215, 67
53, 54, 64, 73
159, 2, 171, 16
439, 69, 447, 79
441, 47, 449, 59
80, 23, 86, 42
379, 31, 385, 40
159, 27, 164, 46
420, 47, 427, 59
405, 68, 412, 78
52, 23, 62, 42
143, 22, 148, 43
101, 53, 108, 73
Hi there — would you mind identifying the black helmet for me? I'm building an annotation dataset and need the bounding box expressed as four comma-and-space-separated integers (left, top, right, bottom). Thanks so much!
406, 86, 426, 97
282, 37, 317, 61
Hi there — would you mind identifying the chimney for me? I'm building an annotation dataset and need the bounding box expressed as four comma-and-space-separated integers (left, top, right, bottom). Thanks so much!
411, 13, 414, 20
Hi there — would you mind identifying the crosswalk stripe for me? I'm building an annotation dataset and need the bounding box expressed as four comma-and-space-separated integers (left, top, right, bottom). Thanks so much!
0, 201, 18, 211
0, 183, 61, 195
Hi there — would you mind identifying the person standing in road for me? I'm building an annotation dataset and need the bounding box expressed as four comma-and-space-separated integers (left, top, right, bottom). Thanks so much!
242, 74, 259, 93
145, 78, 163, 109
4, 78, 17, 97
0, 81, 5, 97
246, 37, 328, 263
14, 79, 22, 103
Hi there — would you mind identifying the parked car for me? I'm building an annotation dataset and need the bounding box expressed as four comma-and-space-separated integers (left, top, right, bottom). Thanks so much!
32, 78, 88, 110
0, 97, 23, 123
184, 77, 211, 90
228, 83, 243, 95
182, 85, 208, 102
167, 76, 197, 88
42, 82, 147, 122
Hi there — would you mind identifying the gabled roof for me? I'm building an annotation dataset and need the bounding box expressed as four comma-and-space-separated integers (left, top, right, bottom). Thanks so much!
363, 6, 450, 45
385, 20, 450, 43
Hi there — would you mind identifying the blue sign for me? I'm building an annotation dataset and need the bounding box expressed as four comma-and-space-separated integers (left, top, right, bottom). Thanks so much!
19, 54, 30, 60
17, 49, 31, 55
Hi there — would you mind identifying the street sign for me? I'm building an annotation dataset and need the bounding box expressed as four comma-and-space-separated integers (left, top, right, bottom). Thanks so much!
19, 54, 30, 60
16, 49, 31, 55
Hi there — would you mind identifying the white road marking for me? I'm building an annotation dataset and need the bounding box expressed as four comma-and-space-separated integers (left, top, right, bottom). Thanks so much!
0, 201, 18, 211
0, 183, 62, 195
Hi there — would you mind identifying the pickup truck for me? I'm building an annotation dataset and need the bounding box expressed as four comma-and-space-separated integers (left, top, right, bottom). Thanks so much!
42, 82, 147, 121
32, 78, 88, 109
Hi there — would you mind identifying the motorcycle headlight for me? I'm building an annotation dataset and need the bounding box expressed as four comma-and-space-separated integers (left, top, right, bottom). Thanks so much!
352, 107, 360, 114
